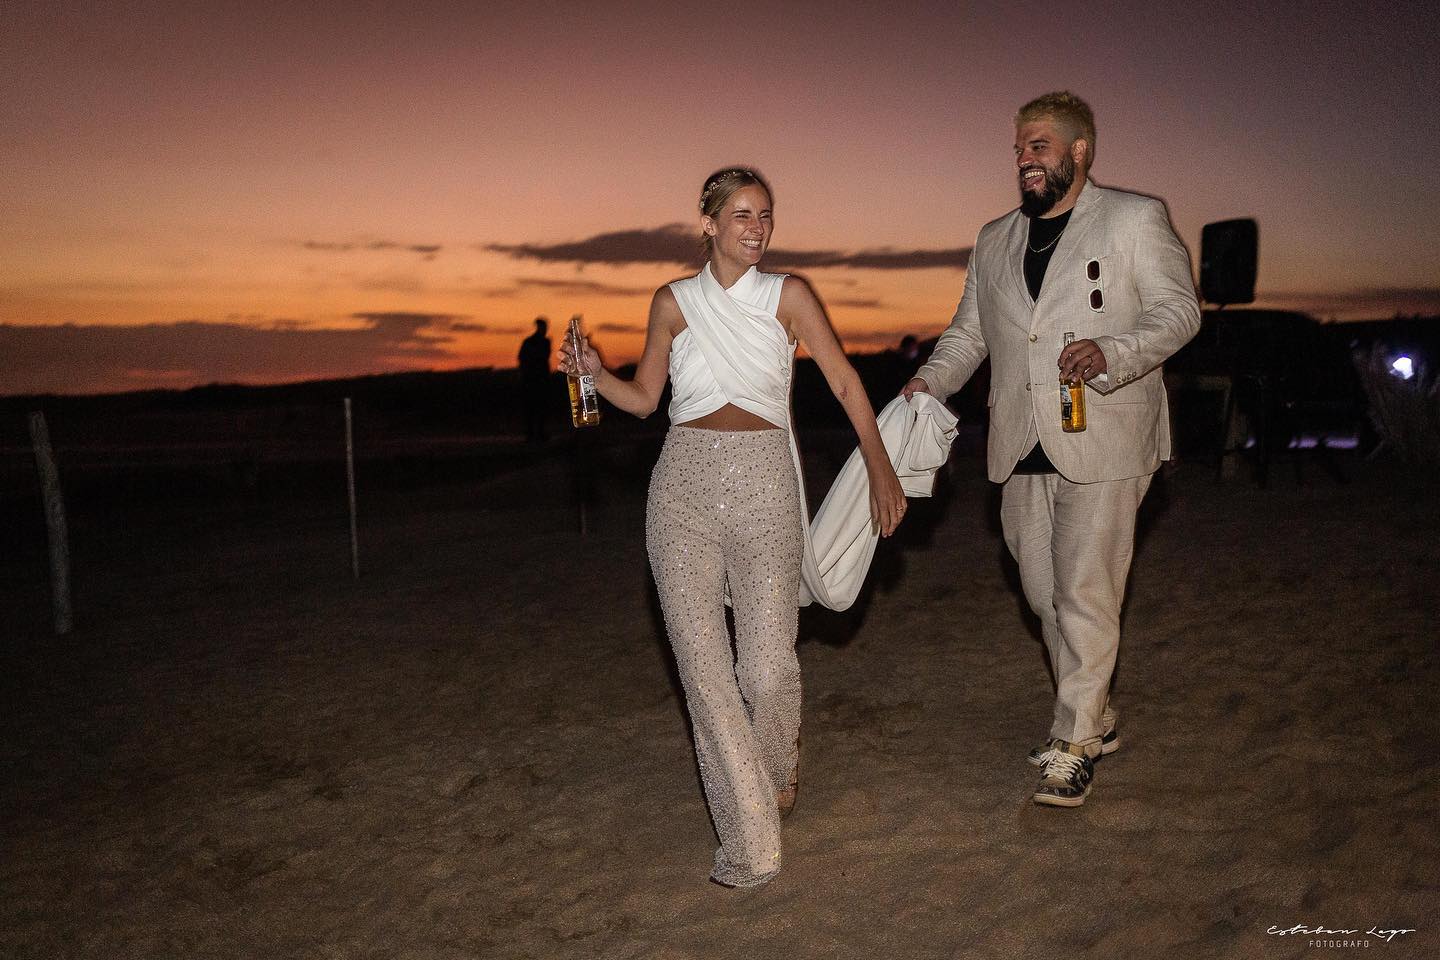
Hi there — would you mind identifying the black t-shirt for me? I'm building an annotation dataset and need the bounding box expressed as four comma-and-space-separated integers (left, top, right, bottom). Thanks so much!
1014, 209, 1073, 474
1023, 209, 1072, 302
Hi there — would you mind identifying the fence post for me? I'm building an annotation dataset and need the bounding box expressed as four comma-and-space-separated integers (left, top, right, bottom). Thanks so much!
28, 411, 73, 634
345, 398, 359, 580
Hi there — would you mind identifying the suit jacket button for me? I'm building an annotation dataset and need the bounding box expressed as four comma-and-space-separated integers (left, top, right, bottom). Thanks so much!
1025, 383, 1031, 391
1029, 334, 1038, 342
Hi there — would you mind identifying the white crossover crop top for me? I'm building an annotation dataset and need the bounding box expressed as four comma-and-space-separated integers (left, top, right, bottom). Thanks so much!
660, 261, 959, 611
666, 263, 794, 428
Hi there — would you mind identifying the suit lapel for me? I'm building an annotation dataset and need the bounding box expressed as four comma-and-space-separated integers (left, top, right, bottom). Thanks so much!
1035, 179, 1104, 311
1002, 211, 1033, 315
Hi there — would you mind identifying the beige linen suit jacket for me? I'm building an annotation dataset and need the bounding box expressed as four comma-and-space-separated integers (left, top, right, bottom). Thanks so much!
917, 180, 1202, 483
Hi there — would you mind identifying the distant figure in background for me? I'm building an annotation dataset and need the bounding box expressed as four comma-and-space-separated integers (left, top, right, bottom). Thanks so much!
518, 317, 552, 442
886, 334, 924, 392
904, 91, 1200, 807
560, 167, 905, 888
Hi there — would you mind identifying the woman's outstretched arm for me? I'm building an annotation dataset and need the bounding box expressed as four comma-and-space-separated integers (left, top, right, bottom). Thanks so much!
560, 286, 680, 418
780, 276, 906, 537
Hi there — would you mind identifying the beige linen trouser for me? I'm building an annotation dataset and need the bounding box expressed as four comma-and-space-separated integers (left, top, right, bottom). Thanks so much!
646, 426, 804, 887
1000, 471, 1153, 751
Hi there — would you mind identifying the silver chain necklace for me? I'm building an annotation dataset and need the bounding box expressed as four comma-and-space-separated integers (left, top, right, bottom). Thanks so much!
1027, 230, 1062, 254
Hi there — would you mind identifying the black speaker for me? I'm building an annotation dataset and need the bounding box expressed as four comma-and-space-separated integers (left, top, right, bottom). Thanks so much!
1200, 218, 1258, 306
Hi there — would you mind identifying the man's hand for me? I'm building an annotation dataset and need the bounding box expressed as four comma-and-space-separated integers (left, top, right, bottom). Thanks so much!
901, 376, 931, 401
1058, 338, 1107, 382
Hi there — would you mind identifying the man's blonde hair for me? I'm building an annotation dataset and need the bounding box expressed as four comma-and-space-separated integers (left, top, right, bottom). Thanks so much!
1016, 91, 1096, 165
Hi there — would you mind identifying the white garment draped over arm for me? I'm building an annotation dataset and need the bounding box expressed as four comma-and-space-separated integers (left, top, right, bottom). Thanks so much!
799, 393, 957, 610
668, 264, 958, 612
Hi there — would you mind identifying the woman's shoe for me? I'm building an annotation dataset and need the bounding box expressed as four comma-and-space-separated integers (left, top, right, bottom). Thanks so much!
777, 783, 797, 819
777, 757, 799, 819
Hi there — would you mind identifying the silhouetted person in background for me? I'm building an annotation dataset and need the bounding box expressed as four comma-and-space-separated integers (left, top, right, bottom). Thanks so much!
518, 317, 552, 442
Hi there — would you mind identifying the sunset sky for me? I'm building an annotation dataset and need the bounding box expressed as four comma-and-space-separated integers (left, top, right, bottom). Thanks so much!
3, 0, 1438, 396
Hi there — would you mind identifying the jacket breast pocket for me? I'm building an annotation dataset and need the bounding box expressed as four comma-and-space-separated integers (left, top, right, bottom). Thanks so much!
1078, 252, 1114, 317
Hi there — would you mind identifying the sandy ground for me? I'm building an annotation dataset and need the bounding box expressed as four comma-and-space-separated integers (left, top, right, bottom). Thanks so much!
2, 440, 1436, 959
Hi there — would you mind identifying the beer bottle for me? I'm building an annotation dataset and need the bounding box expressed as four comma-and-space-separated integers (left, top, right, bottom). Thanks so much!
567, 316, 602, 428
1060, 332, 1087, 433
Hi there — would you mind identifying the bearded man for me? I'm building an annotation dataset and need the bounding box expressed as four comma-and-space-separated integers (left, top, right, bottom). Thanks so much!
903, 92, 1201, 806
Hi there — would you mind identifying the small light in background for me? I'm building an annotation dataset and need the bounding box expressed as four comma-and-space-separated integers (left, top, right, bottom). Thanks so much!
1390, 355, 1415, 380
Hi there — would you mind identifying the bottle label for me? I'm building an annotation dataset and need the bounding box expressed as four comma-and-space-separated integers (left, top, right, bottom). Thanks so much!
1061, 387, 1072, 420
577, 374, 599, 413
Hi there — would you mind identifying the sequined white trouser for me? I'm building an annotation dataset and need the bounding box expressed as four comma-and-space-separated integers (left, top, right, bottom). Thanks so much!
646, 426, 804, 887
1000, 471, 1153, 749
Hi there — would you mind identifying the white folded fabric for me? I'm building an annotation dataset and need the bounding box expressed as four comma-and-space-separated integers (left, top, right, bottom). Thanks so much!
799, 392, 958, 610
666, 264, 958, 612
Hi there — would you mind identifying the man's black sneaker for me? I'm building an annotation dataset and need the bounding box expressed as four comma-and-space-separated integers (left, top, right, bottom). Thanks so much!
1027, 707, 1119, 766
1032, 740, 1095, 808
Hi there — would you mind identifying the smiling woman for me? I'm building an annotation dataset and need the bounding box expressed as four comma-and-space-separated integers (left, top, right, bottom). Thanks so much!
557, 166, 907, 888
698, 168, 773, 266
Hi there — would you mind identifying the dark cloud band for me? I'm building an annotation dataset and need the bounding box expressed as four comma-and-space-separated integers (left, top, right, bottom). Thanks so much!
486, 225, 970, 271
514, 277, 655, 297
303, 241, 442, 258
486, 225, 699, 267
0, 316, 457, 396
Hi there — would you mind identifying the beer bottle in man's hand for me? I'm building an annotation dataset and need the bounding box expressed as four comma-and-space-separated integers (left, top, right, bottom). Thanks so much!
1060, 332, 1087, 433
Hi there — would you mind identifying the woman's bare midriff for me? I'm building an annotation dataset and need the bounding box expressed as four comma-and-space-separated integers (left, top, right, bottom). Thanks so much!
678, 403, 778, 431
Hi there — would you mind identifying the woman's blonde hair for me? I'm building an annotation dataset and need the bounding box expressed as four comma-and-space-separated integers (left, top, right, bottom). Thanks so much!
699, 167, 772, 254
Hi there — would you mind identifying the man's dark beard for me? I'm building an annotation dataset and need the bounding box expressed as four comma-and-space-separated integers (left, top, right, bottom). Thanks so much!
1019, 152, 1075, 217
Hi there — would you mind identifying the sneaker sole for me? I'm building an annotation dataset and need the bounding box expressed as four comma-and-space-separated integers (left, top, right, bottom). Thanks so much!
1026, 731, 1119, 767
1033, 786, 1090, 807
